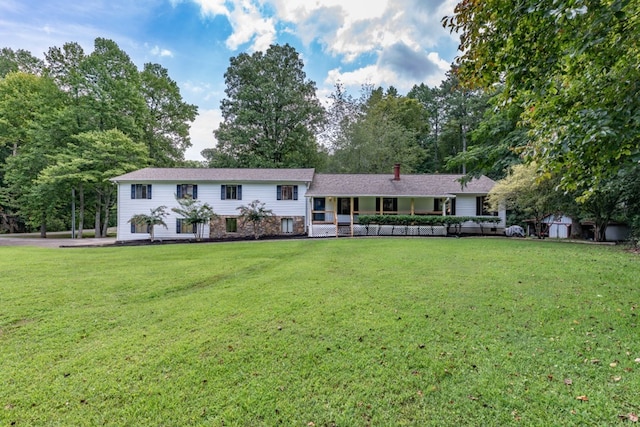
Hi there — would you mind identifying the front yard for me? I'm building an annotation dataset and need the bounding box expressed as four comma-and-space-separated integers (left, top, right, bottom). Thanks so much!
1, 238, 638, 425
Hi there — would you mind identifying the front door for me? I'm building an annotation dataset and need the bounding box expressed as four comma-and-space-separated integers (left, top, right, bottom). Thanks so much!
313, 197, 325, 221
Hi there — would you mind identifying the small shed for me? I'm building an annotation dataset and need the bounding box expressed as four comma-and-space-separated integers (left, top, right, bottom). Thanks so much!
543, 214, 572, 239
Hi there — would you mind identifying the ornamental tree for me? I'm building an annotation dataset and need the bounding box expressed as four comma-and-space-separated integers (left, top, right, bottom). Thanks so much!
237, 200, 274, 239
171, 196, 217, 240
129, 206, 168, 242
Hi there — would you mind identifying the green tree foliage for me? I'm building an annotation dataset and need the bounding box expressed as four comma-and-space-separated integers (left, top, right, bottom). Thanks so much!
487, 163, 570, 238
129, 206, 169, 242
446, 90, 529, 181
211, 44, 325, 168
444, 0, 640, 196
1, 38, 195, 234
328, 87, 428, 173
38, 129, 149, 237
237, 200, 274, 239
1, 73, 66, 236
171, 196, 217, 240
0, 48, 43, 77
140, 63, 198, 166
408, 68, 491, 173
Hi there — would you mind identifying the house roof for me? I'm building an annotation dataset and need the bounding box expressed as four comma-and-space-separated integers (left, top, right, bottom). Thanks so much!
305, 173, 496, 197
110, 167, 316, 183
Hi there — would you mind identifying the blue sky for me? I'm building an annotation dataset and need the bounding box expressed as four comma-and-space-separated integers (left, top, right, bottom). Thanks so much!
0, 0, 460, 160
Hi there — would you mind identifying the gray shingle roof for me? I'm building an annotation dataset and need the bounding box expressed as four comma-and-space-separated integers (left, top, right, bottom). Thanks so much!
111, 168, 316, 182
110, 168, 495, 196
305, 173, 495, 197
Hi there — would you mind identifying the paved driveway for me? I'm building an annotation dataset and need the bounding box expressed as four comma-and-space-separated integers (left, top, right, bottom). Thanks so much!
0, 234, 116, 248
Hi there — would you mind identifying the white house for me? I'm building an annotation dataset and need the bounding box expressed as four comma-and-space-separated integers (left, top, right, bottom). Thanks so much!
111, 168, 315, 241
110, 166, 505, 241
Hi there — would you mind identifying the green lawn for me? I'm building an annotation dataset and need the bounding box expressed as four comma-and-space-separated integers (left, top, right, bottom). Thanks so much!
1, 238, 639, 426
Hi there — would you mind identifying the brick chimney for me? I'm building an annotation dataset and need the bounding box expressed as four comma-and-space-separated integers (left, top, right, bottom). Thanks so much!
393, 163, 401, 180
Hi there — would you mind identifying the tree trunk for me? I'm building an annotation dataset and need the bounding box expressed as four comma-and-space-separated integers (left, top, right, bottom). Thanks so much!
594, 219, 609, 242
40, 210, 47, 238
94, 201, 101, 237
101, 192, 111, 238
78, 184, 85, 239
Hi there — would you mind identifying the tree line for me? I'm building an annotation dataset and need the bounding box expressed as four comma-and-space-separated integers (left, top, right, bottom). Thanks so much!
0, 39, 197, 236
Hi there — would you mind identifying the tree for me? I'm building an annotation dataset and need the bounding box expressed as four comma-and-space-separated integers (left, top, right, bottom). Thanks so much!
237, 200, 274, 239
1, 73, 67, 236
446, 89, 528, 181
37, 129, 149, 238
444, 0, 640, 196
211, 44, 325, 168
140, 63, 198, 166
0, 48, 43, 77
328, 87, 428, 173
407, 83, 446, 172
129, 206, 168, 242
487, 163, 569, 238
171, 196, 217, 240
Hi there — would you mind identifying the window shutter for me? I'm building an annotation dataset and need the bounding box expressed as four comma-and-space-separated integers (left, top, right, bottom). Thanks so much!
147, 185, 152, 199
177, 185, 182, 199
221, 185, 226, 200
476, 197, 482, 216
131, 223, 135, 233
193, 185, 198, 200
176, 218, 181, 233
293, 185, 298, 200
375, 198, 380, 213
277, 185, 282, 200
451, 199, 456, 215
131, 184, 136, 199
237, 185, 242, 200
353, 197, 359, 212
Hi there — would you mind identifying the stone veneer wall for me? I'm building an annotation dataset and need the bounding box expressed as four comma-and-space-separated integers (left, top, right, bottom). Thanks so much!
210, 215, 305, 239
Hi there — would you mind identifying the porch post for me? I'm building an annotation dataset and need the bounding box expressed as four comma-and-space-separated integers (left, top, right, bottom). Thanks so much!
350, 196, 354, 237
442, 198, 446, 216
333, 197, 338, 238
411, 198, 415, 216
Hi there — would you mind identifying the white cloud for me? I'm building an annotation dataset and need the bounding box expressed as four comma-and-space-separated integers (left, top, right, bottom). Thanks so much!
225, 2, 276, 52
190, 0, 229, 17
149, 45, 173, 57
184, 108, 222, 161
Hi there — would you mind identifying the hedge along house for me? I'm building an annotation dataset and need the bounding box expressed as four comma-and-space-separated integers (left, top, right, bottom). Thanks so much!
305, 164, 505, 237
110, 168, 315, 241
110, 165, 504, 241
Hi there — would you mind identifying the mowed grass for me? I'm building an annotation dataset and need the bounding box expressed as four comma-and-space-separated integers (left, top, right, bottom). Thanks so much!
1, 238, 639, 426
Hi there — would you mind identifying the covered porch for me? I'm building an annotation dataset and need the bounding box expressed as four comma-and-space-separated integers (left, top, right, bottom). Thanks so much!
308, 196, 455, 237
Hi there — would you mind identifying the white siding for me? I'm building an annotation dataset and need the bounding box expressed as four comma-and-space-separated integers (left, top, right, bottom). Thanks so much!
455, 196, 477, 217
116, 181, 308, 241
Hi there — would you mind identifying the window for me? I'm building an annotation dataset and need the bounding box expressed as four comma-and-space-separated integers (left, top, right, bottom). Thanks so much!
277, 185, 298, 200
176, 218, 196, 234
337, 198, 359, 215
313, 198, 325, 221
281, 218, 293, 233
177, 184, 197, 199
225, 218, 238, 232
434, 198, 442, 212
130, 223, 149, 233
476, 196, 497, 216
376, 197, 398, 214
131, 184, 152, 199
221, 185, 242, 200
